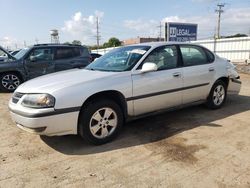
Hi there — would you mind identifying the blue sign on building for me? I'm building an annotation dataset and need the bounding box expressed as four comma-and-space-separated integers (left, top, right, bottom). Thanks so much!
165, 22, 198, 42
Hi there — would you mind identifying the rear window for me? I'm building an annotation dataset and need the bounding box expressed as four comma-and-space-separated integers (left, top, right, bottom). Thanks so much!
80, 47, 90, 56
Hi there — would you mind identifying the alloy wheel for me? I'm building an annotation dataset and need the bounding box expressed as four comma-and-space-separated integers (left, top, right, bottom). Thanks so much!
89, 107, 118, 139
1, 74, 20, 91
213, 85, 225, 106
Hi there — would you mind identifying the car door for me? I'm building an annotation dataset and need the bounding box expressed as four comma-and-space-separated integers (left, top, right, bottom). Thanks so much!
24, 47, 55, 79
54, 47, 87, 72
179, 45, 215, 104
131, 45, 183, 116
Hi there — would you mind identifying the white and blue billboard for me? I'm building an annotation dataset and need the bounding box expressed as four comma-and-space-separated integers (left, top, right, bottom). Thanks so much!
165, 22, 198, 42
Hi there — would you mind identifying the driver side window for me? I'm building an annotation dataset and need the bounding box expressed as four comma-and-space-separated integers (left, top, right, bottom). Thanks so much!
28, 48, 53, 62
139, 45, 178, 70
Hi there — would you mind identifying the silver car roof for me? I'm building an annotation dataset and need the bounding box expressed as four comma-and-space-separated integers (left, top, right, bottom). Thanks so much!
127, 41, 204, 48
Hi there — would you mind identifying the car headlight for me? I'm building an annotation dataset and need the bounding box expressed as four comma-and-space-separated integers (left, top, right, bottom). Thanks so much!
21, 94, 55, 108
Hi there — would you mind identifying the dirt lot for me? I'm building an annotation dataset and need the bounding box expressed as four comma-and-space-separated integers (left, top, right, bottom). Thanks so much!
0, 74, 250, 188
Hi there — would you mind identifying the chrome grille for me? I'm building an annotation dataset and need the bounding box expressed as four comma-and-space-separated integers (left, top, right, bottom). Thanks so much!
12, 92, 24, 104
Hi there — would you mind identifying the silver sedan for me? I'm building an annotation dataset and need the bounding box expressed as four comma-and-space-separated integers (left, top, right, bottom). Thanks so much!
9, 42, 241, 145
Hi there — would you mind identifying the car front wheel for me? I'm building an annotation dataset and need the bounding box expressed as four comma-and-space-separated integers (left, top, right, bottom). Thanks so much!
0, 73, 22, 92
206, 80, 227, 109
78, 99, 124, 145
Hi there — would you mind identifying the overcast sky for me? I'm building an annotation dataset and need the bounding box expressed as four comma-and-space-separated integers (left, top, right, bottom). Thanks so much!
0, 0, 249, 49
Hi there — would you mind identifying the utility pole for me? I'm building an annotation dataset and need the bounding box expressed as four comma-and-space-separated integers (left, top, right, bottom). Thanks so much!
215, 3, 225, 39
95, 17, 101, 49
157, 22, 163, 41
213, 27, 217, 53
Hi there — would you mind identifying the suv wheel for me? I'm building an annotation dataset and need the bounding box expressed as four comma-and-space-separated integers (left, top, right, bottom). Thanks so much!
0, 73, 22, 92
78, 99, 124, 145
206, 80, 227, 109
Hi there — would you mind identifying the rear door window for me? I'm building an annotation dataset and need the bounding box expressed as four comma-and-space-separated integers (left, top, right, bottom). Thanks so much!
180, 45, 208, 66
204, 48, 215, 63
55, 47, 75, 60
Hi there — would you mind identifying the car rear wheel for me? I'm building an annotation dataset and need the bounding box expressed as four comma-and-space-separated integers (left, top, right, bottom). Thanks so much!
0, 73, 22, 92
78, 99, 123, 145
206, 80, 227, 109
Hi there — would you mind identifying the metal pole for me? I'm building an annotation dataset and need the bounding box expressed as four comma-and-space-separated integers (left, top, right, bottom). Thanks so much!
215, 3, 225, 39
96, 17, 100, 51
157, 22, 162, 41
214, 34, 217, 53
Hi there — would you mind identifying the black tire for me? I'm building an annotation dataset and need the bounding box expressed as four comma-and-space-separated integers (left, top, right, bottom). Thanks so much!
206, 80, 227, 109
78, 99, 124, 145
0, 73, 22, 92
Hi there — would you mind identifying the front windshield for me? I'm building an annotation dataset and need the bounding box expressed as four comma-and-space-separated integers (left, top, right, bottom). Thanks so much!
14, 48, 30, 60
86, 45, 151, 72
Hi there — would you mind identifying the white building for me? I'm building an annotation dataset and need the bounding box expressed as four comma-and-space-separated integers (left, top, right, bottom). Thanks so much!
192, 37, 250, 63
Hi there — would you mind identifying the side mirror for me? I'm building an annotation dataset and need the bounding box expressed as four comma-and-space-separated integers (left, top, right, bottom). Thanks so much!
141, 62, 158, 73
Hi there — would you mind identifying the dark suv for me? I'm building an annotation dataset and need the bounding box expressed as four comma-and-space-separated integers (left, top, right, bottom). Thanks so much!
0, 44, 90, 92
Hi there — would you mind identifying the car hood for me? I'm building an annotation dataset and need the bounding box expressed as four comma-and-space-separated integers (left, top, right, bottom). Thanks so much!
16, 69, 120, 93
0, 59, 20, 65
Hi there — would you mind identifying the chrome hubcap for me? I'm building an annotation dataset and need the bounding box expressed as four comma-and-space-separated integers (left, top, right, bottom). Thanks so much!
2, 74, 20, 90
213, 85, 225, 106
89, 107, 118, 139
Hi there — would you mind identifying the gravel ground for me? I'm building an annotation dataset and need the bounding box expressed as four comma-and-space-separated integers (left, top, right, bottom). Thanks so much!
0, 74, 250, 188
236, 64, 250, 75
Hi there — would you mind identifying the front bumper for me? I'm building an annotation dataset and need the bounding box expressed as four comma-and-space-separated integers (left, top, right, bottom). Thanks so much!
9, 101, 79, 136
228, 77, 241, 95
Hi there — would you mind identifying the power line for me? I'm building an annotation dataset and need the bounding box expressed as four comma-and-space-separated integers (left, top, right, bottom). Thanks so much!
215, 3, 225, 39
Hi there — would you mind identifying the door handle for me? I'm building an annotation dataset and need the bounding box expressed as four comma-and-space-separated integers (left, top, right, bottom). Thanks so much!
209, 67, 215, 72
173, 72, 181, 77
